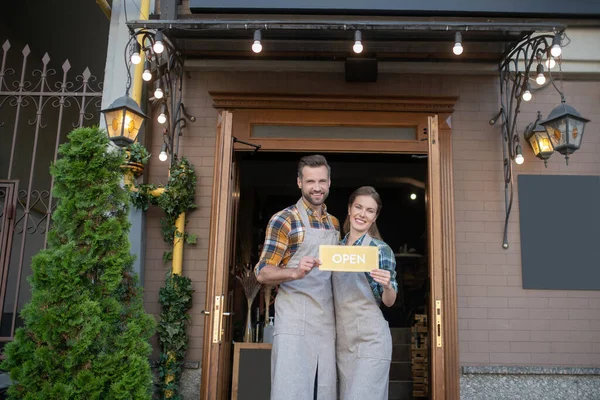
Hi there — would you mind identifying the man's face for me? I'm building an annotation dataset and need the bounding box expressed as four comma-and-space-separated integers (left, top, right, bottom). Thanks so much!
297, 165, 330, 207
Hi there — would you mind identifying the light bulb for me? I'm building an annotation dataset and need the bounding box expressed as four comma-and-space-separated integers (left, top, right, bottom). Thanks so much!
353, 31, 363, 54
515, 145, 524, 165
535, 63, 545, 85
153, 32, 164, 54
536, 73, 546, 85
410, 193, 417, 200
131, 52, 141, 65
130, 42, 141, 64
550, 33, 562, 58
154, 87, 163, 99
157, 104, 167, 124
453, 32, 463, 55
252, 30, 262, 53
522, 84, 532, 101
353, 41, 363, 54
453, 43, 463, 55
142, 60, 151, 81
545, 56, 556, 69
159, 143, 168, 161
515, 153, 524, 164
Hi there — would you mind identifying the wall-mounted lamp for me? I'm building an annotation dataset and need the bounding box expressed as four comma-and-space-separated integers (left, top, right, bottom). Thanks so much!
495, 30, 591, 249
524, 111, 554, 166
539, 101, 589, 165
101, 95, 148, 148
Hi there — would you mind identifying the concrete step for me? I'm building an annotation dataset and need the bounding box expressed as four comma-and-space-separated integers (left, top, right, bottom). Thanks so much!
388, 380, 413, 400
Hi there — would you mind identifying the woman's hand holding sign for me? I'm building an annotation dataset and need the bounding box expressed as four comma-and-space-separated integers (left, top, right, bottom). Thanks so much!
370, 268, 392, 290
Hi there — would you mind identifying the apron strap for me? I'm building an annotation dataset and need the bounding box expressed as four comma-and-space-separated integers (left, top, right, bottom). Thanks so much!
296, 198, 334, 231
360, 234, 372, 247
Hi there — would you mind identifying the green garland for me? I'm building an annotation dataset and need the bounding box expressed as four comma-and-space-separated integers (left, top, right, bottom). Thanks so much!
130, 157, 198, 262
129, 156, 197, 399
157, 272, 194, 399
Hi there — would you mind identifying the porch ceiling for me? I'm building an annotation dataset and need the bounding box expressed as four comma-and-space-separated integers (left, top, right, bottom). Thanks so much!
128, 17, 565, 63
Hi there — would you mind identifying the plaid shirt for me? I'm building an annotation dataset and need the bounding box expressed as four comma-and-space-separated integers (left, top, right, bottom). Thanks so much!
341, 233, 399, 300
255, 198, 340, 275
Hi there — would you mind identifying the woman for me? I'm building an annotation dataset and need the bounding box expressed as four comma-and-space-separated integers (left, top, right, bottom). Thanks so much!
332, 186, 398, 400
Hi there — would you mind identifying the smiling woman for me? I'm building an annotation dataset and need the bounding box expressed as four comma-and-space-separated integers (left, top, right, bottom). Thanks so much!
334, 186, 398, 400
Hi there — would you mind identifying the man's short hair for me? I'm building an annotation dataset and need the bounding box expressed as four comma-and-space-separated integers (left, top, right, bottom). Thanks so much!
297, 154, 331, 179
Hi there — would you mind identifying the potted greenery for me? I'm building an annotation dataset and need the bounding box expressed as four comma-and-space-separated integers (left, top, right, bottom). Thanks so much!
124, 142, 151, 177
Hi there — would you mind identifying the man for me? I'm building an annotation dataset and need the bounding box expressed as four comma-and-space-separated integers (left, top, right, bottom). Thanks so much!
255, 155, 339, 400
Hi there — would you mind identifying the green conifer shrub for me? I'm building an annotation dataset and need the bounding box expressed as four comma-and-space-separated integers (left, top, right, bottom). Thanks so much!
1, 127, 156, 399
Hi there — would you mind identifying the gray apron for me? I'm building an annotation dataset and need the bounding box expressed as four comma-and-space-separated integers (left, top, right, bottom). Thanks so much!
332, 234, 393, 400
271, 199, 339, 400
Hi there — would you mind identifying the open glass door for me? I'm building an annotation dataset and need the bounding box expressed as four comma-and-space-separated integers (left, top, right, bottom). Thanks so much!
426, 114, 446, 398
200, 110, 239, 400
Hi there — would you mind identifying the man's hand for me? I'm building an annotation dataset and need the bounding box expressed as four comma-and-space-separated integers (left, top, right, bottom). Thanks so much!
292, 256, 321, 280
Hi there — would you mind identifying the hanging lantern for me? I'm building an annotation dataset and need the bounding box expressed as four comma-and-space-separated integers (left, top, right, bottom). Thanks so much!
101, 95, 148, 148
539, 101, 590, 165
524, 111, 554, 166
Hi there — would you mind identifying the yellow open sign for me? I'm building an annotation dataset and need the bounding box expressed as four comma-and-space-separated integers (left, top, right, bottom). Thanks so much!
318, 245, 379, 272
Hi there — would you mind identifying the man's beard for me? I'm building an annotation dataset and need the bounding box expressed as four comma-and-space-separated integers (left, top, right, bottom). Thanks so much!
302, 189, 328, 206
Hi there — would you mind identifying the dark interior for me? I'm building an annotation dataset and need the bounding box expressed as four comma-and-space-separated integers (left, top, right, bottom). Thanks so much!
230, 151, 429, 340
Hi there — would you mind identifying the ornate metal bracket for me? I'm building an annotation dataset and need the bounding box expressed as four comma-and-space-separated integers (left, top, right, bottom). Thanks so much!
494, 32, 563, 249
126, 29, 196, 166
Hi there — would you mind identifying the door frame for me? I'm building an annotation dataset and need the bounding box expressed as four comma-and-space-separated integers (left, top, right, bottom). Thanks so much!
201, 93, 459, 400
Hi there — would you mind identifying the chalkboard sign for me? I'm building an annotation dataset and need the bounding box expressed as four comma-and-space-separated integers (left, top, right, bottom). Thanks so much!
518, 175, 600, 290
232, 343, 272, 400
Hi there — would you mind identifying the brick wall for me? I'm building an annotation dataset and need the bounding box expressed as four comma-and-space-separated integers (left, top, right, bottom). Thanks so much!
142, 70, 600, 366
454, 80, 600, 367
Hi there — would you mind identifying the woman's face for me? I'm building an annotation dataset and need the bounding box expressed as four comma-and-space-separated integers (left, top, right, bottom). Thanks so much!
348, 195, 378, 236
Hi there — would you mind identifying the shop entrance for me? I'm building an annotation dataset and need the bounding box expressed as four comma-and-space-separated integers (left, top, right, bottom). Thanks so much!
200, 97, 459, 400
231, 151, 429, 399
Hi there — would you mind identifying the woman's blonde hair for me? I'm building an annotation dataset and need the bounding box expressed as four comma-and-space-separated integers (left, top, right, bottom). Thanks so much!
343, 186, 383, 240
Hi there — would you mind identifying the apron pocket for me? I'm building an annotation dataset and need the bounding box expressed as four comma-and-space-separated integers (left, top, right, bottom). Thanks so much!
357, 316, 392, 360
274, 296, 306, 336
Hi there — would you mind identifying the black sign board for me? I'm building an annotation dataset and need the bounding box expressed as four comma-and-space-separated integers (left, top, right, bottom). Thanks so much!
518, 175, 600, 290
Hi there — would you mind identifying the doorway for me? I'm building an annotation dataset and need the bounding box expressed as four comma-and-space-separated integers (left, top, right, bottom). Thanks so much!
200, 104, 459, 400
230, 151, 430, 399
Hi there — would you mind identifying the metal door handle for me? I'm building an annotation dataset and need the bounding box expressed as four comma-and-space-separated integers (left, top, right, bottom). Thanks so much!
201, 310, 210, 315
